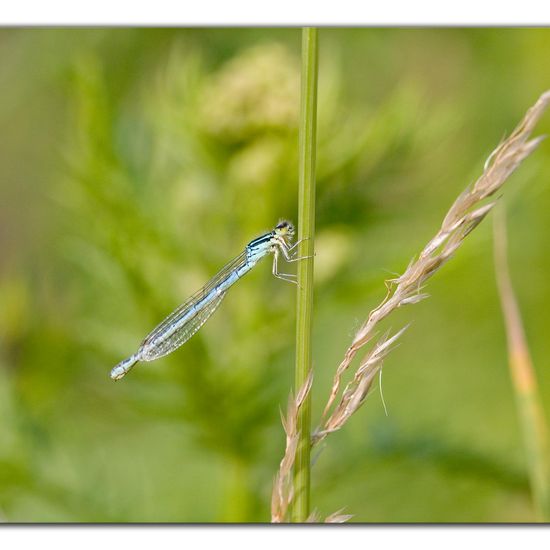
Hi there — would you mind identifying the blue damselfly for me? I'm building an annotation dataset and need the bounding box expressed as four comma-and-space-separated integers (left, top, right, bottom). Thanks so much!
111, 220, 303, 380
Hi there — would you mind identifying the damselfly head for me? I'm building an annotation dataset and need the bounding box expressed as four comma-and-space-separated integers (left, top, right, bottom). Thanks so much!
274, 220, 295, 241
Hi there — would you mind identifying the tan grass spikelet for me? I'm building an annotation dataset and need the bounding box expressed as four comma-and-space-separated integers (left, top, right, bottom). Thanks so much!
305, 508, 354, 523
319, 90, 550, 439
271, 370, 313, 523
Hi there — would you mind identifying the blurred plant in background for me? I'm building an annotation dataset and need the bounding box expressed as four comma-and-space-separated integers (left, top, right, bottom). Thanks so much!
1, 28, 550, 522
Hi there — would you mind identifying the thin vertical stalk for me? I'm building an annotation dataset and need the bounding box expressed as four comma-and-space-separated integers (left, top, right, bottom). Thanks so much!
221, 457, 250, 522
493, 206, 550, 521
292, 27, 318, 523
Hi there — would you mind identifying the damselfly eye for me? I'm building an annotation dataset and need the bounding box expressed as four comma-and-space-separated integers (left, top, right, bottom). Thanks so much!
275, 220, 295, 237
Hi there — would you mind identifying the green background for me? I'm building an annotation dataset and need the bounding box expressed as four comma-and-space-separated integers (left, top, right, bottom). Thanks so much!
1, 28, 550, 522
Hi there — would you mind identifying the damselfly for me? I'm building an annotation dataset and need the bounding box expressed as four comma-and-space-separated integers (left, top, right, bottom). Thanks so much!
110, 220, 305, 380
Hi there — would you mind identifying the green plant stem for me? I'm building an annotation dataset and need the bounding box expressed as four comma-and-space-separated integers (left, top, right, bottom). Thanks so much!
292, 27, 318, 523
493, 206, 550, 521
221, 457, 251, 522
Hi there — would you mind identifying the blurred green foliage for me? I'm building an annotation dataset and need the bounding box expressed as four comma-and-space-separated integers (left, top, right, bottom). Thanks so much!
1, 28, 550, 522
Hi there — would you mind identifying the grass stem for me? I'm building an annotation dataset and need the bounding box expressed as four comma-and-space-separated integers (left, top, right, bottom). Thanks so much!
292, 27, 318, 522
493, 205, 550, 521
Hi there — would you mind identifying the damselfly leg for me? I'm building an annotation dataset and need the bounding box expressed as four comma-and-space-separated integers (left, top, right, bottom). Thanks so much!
272, 248, 298, 284
278, 239, 314, 263
272, 239, 315, 286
